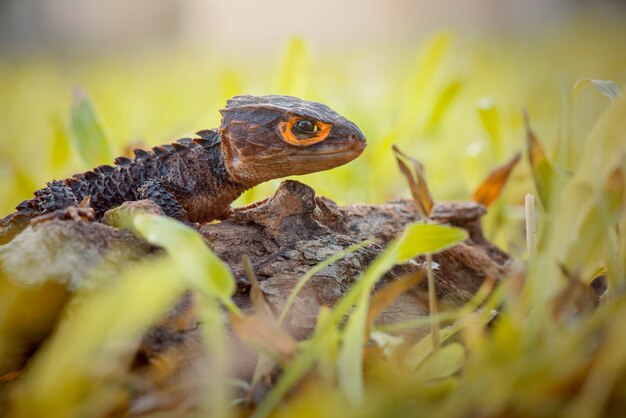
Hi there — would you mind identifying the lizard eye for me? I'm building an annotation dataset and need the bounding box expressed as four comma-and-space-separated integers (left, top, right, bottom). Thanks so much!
277, 117, 332, 147
293, 119, 319, 134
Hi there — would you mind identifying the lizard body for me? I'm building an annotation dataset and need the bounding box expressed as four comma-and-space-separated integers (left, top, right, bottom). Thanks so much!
0, 95, 366, 243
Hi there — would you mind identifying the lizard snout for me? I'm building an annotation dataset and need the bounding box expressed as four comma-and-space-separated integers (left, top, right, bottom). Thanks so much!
339, 122, 367, 154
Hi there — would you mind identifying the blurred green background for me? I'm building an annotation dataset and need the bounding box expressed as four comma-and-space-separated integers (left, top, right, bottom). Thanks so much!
2, 3, 626, 417
1, 0, 625, 256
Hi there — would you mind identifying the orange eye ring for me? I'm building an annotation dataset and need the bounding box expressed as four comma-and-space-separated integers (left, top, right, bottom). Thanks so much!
277, 117, 332, 147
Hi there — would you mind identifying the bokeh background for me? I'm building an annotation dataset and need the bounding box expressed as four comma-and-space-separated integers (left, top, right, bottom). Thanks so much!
1, 0, 625, 254
2, 4, 626, 417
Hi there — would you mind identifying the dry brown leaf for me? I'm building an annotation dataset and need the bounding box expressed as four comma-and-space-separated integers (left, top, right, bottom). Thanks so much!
472, 152, 522, 207
393, 145, 434, 218
230, 313, 298, 360
0, 369, 24, 384
242, 255, 275, 322
78, 195, 92, 208
605, 167, 625, 204
367, 272, 424, 328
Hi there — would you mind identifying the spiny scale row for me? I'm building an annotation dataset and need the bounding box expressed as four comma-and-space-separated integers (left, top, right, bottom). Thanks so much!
75, 131, 219, 182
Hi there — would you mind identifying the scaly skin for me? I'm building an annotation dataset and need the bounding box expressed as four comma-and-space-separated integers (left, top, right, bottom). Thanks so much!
0, 95, 366, 244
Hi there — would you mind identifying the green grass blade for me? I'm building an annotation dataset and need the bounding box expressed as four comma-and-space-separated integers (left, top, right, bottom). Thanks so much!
426, 79, 463, 130
396, 223, 468, 262
407, 32, 453, 111
337, 290, 369, 404
476, 97, 502, 157
312, 307, 341, 385
547, 87, 626, 265
274, 37, 310, 97
573, 78, 621, 102
524, 112, 558, 210
11, 258, 185, 418
404, 325, 462, 373
277, 240, 372, 327
49, 114, 71, 170
70, 87, 113, 167
413, 342, 465, 381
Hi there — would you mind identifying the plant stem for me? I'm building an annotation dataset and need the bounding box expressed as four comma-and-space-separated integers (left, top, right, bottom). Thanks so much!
426, 253, 441, 352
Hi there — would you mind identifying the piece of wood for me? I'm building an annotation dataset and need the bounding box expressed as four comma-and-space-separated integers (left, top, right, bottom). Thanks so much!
0, 180, 513, 413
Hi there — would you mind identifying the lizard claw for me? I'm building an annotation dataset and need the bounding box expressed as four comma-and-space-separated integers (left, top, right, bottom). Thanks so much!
31, 206, 96, 225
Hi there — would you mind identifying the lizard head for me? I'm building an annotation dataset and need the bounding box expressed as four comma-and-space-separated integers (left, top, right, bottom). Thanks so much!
219, 95, 366, 186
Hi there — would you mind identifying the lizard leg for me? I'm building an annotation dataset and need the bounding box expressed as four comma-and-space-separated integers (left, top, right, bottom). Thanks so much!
139, 178, 186, 220
30, 206, 95, 225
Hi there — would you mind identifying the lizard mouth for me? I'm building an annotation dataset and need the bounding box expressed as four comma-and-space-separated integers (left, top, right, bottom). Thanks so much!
284, 148, 362, 162
289, 135, 367, 159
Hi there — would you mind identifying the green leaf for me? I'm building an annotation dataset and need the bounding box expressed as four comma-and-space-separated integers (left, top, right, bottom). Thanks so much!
274, 37, 310, 97
49, 114, 71, 170
573, 78, 621, 102
70, 87, 112, 167
404, 325, 462, 372
476, 97, 502, 156
413, 342, 465, 382
133, 214, 236, 308
396, 223, 468, 262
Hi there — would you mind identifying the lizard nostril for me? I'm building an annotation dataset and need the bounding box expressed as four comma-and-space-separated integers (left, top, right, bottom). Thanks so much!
349, 133, 367, 144
348, 133, 367, 152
